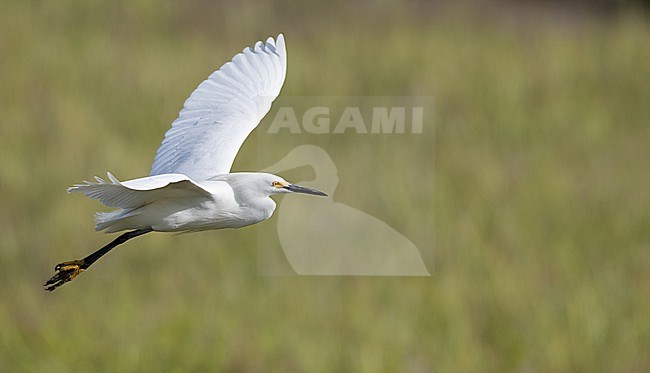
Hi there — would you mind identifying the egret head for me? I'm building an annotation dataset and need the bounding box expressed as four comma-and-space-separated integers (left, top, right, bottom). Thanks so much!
265, 173, 328, 197
220, 173, 328, 199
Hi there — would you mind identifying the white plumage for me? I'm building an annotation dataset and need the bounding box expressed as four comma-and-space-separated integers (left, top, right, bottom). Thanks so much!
45, 34, 326, 291
67, 34, 323, 234
150, 35, 286, 179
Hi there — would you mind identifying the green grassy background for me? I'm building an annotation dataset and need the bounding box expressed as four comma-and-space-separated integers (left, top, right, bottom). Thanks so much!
1, 0, 649, 371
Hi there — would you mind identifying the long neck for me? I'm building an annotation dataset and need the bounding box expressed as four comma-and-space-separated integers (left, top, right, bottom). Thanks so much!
227, 174, 277, 222
244, 194, 276, 222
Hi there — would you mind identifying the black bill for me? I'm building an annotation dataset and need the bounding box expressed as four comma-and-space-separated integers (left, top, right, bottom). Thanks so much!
284, 184, 328, 196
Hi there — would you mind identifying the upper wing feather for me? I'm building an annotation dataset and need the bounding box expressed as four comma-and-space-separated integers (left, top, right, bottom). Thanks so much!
150, 34, 287, 180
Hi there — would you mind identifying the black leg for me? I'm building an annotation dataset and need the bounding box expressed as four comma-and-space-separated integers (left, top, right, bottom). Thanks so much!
81, 228, 153, 269
44, 228, 153, 291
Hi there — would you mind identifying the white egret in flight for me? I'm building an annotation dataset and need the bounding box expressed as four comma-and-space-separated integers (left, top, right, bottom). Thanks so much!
44, 34, 326, 291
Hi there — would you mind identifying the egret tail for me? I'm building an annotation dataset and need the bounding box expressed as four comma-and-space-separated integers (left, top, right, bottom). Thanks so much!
69, 173, 212, 232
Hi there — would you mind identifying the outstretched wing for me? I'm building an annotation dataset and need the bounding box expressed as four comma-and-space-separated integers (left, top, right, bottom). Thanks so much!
69, 172, 212, 209
150, 34, 287, 181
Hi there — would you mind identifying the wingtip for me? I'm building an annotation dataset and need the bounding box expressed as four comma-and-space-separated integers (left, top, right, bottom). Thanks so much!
106, 172, 121, 185
275, 33, 285, 51
265, 34, 284, 46
272, 34, 286, 66
265, 34, 285, 49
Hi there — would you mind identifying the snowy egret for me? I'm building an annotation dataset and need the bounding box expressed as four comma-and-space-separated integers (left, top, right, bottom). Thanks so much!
44, 34, 326, 291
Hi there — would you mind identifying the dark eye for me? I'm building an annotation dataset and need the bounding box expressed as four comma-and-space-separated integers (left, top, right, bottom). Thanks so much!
272, 181, 282, 187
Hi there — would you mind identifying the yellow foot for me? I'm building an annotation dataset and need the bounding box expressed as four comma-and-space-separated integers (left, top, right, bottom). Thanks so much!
44, 259, 86, 292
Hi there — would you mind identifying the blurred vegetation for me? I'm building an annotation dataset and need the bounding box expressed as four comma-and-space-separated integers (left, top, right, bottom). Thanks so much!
1, 0, 649, 371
